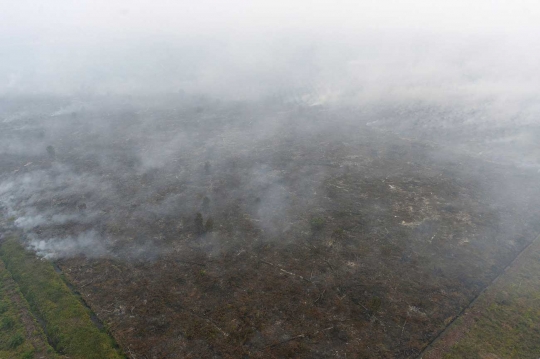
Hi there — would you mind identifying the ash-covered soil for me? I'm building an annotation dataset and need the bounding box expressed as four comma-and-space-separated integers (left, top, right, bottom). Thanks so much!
1, 95, 540, 358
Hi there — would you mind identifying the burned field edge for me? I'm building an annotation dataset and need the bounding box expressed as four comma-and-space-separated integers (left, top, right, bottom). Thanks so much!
422, 233, 540, 359
0, 237, 124, 359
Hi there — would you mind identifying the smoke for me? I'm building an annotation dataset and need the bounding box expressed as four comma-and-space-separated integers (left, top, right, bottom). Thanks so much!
28, 230, 108, 259
1, 1, 540, 260
2, 31, 540, 106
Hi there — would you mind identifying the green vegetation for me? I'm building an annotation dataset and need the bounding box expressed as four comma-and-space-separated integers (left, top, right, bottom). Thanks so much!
430, 238, 540, 358
0, 258, 55, 358
8, 333, 24, 349
0, 239, 124, 359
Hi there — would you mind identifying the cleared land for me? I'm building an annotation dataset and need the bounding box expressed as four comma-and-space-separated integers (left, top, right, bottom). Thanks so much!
1, 97, 540, 358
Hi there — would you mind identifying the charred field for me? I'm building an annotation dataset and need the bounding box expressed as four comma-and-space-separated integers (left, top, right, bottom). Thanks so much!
1, 95, 540, 358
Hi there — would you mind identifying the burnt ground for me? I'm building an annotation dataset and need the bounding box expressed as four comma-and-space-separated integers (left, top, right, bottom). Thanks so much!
1, 97, 540, 358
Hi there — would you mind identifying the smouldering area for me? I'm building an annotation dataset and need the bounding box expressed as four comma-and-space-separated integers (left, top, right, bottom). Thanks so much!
1, 93, 540, 357
2, 1, 540, 357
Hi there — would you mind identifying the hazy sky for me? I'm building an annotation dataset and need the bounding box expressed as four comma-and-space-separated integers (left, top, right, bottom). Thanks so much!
1, 1, 540, 97
3, 0, 540, 41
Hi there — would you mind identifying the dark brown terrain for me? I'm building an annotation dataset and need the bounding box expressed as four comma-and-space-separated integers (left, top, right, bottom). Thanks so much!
1, 96, 540, 358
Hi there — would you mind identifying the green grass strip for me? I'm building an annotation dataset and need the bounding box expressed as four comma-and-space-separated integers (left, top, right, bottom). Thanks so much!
1, 258, 54, 359
442, 237, 540, 358
0, 239, 124, 359
444, 283, 540, 356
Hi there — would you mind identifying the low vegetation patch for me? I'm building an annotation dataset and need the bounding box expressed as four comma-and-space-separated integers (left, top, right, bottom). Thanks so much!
0, 239, 123, 359
424, 237, 540, 358
0, 258, 54, 358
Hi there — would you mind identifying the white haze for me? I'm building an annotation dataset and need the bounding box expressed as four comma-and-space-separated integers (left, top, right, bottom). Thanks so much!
28, 230, 108, 259
1, 0, 540, 101
1, 0, 540, 259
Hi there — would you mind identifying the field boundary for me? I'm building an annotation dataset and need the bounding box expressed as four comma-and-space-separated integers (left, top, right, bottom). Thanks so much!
416, 232, 540, 358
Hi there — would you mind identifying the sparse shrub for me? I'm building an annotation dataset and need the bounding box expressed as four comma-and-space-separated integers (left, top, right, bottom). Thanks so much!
204, 161, 211, 174
106, 222, 123, 235
381, 243, 402, 257
369, 297, 382, 313
331, 229, 345, 240
46, 145, 56, 159
194, 213, 204, 235
331, 326, 349, 342
381, 245, 393, 257
8, 333, 24, 349
326, 187, 338, 199
447, 342, 481, 358
310, 217, 326, 231
205, 218, 214, 232
202, 196, 210, 211
1, 316, 15, 330
0, 301, 7, 314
